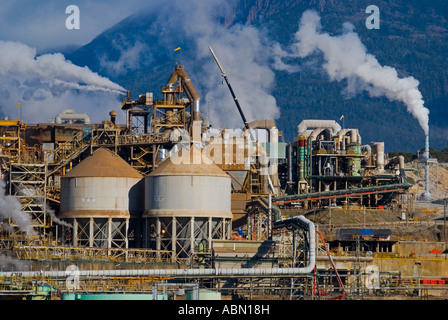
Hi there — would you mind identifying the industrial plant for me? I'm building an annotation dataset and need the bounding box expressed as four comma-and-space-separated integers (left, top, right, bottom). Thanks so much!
0, 51, 447, 301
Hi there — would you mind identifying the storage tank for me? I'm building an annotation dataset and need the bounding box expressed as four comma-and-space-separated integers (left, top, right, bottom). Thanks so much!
346, 143, 362, 176
143, 146, 232, 259
60, 148, 144, 248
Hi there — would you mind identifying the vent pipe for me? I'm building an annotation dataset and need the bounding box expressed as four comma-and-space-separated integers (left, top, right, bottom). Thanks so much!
167, 66, 200, 121
422, 135, 431, 201
297, 120, 342, 136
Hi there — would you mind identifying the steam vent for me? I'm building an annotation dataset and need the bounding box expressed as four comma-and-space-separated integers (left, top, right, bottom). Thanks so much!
60, 148, 144, 248
143, 146, 232, 258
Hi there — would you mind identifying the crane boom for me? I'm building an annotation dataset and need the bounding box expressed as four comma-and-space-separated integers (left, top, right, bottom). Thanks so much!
209, 47, 249, 130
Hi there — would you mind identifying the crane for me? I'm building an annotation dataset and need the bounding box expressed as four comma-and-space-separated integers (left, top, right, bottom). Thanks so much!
209, 47, 249, 130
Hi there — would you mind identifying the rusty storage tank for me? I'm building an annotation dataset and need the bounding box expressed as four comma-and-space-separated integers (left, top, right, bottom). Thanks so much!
60, 148, 144, 248
143, 146, 232, 259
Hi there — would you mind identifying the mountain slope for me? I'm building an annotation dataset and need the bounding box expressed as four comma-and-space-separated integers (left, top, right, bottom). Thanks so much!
67, 0, 448, 153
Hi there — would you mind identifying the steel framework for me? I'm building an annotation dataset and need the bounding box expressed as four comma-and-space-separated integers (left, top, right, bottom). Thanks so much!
8, 163, 47, 229
144, 216, 232, 261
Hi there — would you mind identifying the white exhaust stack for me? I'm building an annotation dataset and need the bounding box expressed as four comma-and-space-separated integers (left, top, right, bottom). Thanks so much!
422, 134, 431, 201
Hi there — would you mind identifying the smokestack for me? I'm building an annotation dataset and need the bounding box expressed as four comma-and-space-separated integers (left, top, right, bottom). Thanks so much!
109, 110, 117, 125
422, 134, 431, 201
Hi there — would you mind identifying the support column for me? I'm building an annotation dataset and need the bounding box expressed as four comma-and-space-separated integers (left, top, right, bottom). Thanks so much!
156, 218, 161, 251
190, 217, 195, 255
73, 218, 78, 246
208, 217, 212, 249
89, 218, 94, 247
107, 218, 112, 249
125, 218, 129, 249
172, 217, 177, 259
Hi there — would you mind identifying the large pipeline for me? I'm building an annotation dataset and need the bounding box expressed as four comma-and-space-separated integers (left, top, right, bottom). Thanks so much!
422, 134, 431, 201
372, 142, 385, 172
387, 155, 405, 170
167, 66, 201, 122
55, 109, 90, 124
297, 120, 341, 136
247, 120, 280, 193
247, 120, 276, 131
1, 217, 316, 278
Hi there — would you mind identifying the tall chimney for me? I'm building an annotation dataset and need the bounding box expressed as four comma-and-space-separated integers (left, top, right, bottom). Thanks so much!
109, 110, 117, 125
422, 134, 431, 201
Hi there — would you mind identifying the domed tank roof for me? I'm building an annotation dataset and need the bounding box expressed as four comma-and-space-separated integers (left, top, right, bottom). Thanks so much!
149, 146, 229, 177
64, 148, 143, 178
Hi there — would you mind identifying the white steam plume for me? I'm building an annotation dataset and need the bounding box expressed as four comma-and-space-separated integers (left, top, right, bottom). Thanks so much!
0, 254, 32, 271
0, 41, 126, 123
0, 41, 125, 94
157, 0, 280, 129
46, 204, 72, 228
277, 10, 430, 136
0, 180, 36, 236
99, 40, 150, 77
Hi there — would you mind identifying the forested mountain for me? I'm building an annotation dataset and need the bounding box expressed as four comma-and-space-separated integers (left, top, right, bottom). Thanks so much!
66, 0, 448, 152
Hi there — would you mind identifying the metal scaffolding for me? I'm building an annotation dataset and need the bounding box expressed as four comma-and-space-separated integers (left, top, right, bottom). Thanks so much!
8, 162, 47, 229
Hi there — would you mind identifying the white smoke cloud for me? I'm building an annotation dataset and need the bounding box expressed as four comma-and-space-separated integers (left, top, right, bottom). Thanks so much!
0, 40, 126, 123
99, 39, 151, 77
0, 180, 36, 237
161, 0, 280, 130
275, 10, 430, 136
46, 204, 72, 228
0, 1, 280, 129
0, 254, 32, 271
0, 41, 125, 93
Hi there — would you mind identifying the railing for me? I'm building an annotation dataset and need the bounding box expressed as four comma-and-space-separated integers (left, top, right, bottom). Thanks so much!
12, 245, 174, 264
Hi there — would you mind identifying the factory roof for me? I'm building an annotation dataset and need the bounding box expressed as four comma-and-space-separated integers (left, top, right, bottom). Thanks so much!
149, 146, 229, 177
336, 228, 392, 240
64, 148, 143, 178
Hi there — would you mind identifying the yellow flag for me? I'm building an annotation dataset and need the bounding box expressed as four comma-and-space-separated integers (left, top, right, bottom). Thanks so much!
174, 47, 181, 51
339, 115, 344, 120
16, 102, 21, 109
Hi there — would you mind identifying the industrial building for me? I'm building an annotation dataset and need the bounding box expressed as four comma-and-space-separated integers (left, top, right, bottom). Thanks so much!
0, 61, 447, 301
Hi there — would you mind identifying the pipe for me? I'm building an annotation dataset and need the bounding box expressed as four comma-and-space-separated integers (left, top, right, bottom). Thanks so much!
109, 110, 117, 125
2, 216, 315, 278
3, 207, 316, 279
422, 135, 431, 201
309, 127, 324, 143
0, 266, 315, 279
287, 142, 295, 183
273, 183, 410, 204
362, 144, 372, 167
336, 129, 348, 151
167, 66, 201, 121
349, 129, 360, 144
315, 229, 345, 299
387, 155, 405, 170
273, 215, 316, 274
247, 120, 280, 193
297, 120, 341, 136
55, 109, 90, 124
298, 136, 307, 182
145, 92, 153, 106
247, 120, 276, 130
362, 144, 371, 158
373, 142, 385, 172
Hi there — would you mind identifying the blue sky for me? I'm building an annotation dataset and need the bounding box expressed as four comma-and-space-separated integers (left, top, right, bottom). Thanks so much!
0, 0, 154, 52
